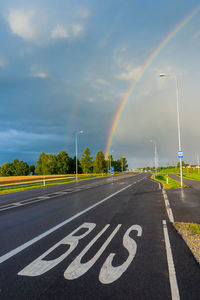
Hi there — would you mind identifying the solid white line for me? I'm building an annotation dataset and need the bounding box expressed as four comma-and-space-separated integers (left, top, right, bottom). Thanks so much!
162, 189, 174, 223
0, 183, 132, 264
163, 220, 180, 300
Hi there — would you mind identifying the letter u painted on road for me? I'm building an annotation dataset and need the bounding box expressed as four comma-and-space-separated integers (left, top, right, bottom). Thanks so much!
64, 224, 121, 280
18, 222, 142, 284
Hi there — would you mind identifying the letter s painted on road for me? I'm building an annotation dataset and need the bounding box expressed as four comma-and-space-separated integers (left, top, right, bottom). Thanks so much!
99, 225, 142, 284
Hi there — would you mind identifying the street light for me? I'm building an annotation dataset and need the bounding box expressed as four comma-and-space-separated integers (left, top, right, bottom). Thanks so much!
160, 73, 183, 187
76, 130, 84, 181
150, 140, 158, 176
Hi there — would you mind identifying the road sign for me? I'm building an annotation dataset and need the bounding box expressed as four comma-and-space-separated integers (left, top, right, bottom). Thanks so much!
110, 166, 114, 176
178, 151, 183, 158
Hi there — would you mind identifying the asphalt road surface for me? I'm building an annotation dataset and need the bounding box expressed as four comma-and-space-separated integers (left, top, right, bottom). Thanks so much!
0, 173, 200, 299
168, 174, 200, 223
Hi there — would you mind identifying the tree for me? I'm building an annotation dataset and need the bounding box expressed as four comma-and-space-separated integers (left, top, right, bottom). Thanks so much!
93, 151, 106, 173
56, 151, 70, 174
69, 156, 82, 174
112, 160, 121, 172
12, 159, 29, 176
177, 161, 186, 168
119, 157, 128, 171
0, 162, 14, 176
29, 164, 35, 175
47, 154, 57, 174
80, 147, 93, 174
35, 152, 50, 175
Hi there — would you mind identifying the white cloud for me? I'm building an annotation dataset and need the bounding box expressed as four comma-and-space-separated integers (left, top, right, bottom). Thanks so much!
88, 97, 95, 103
7, 9, 35, 40
30, 67, 48, 78
116, 65, 143, 81
5, 5, 87, 43
32, 72, 48, 78
72, 24, 83, 36
51, 25, 69, 39
51, 24, 83, 39
96, 78, 109, 85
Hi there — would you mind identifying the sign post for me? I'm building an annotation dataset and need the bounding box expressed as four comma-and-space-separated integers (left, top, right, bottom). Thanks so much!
178, 150, 183, 187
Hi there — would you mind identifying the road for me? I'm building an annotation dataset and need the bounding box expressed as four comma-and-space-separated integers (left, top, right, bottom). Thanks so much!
168, 174, 200, 223
0, 173, 200, 299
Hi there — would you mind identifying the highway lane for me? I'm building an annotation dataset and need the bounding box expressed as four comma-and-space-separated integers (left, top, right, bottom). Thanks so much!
0, 174, 200, 299
0, 173, 140, 208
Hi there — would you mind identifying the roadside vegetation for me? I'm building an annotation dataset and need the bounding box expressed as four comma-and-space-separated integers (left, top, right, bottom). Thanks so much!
152, 174, 186, 189
144, 161, 200, 186
174, 222, 200, 263
0, 148, 129, 194
0, 148, 128, 177
0, 174, 108, 195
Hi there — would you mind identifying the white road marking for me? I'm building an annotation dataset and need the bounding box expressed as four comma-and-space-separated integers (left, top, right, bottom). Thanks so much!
0, 183, 133, 264
13, 202, 22, 206
99, 225, 142, 284
18, 223, 96, 276
19, 222, 142, 283
162, 189, 174, 223
163, 220, 180, 300
64, 224, 121, 280
0, 178, 132, 212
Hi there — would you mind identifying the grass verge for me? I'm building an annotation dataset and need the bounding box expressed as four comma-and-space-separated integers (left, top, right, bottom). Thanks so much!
0, 175, 105, 195
183, 173, 200, 181
174, 222, 200, 263
152, 174, 187, 189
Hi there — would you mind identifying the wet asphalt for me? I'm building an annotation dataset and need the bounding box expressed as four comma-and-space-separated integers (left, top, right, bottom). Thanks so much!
167, 174, 200, 223
0, 173, 200, 299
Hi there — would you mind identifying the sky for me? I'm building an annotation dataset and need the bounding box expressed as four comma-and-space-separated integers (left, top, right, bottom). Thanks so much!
1, 0, 200, 168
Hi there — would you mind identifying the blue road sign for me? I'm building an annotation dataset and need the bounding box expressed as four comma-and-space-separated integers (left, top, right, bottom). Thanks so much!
178, 151, 183, 158
110, 166, 114, 172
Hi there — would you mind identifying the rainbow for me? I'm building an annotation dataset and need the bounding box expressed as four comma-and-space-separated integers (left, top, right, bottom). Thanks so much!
105, 5, 200, 158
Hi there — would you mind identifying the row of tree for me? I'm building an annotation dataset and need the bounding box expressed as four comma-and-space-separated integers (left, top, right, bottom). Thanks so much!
0, 148, 128, 176
0, 159, 35, 176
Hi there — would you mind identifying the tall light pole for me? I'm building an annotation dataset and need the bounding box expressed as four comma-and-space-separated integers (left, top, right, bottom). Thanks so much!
160, 73, 183, 187
150, 140, 158, 176
76, 130, 84, 181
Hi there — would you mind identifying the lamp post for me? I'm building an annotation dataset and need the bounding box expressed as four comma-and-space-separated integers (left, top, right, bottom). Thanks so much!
150, 140, 157, 176
160, 73, 183, 187
76, 130, 84, 181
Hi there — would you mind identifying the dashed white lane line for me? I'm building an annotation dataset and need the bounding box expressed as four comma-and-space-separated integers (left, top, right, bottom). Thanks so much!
163, 220, 180, 300
0, 183, 133, 265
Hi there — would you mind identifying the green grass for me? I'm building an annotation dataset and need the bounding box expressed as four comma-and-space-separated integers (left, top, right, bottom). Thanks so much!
0, 175, 105, 195
182, 173, 200, 181
175, 222, 200, 235
158, 167, 178, 175
153, 174, 187, 189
